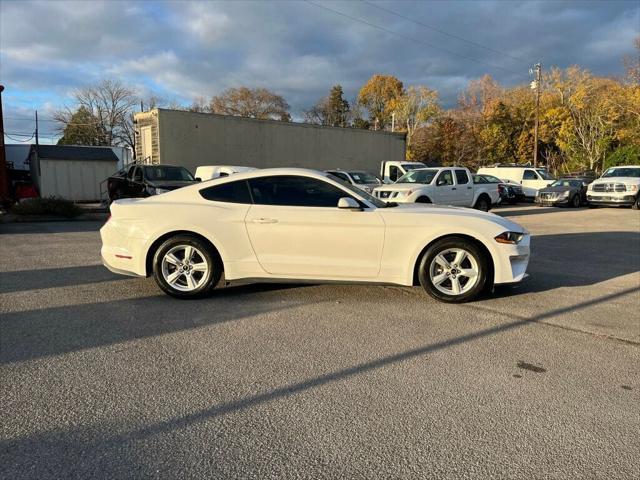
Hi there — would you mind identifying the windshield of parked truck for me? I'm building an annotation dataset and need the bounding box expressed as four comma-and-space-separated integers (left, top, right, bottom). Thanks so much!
348, 171, 381, 185
536, 169, 555, 180
602, 167, 640, 178
144, 166, 195, 181
397, 169, 438, 184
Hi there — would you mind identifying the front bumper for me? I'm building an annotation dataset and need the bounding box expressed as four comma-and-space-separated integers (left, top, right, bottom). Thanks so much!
587, 193, 636, 206
535, 195, 570, 207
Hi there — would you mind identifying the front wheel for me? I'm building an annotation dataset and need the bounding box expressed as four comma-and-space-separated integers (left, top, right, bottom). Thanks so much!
152, 235, 221, 298
571, 194, 581, 208
418, 238, 489, 303
632, 196, 640, 210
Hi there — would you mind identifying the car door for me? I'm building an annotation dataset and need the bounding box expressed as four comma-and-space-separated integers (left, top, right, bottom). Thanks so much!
453, 169, 473, 206
521, 169, 547, 197
130, 166, 146, 197
245, 175, 385, 278
432, 170, 456, 204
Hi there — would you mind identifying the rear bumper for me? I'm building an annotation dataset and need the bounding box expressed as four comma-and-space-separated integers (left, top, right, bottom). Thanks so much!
100, 221, 148, 277
102, 255, 145, 277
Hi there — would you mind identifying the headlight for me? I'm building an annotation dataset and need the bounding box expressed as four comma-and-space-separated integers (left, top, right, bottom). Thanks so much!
627, 184, 639, 192
562, 190, 570, 197
495, 231, 525, 244
587, 184, 594, 191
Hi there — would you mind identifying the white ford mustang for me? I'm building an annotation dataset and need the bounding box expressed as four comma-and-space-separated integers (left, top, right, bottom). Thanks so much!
101, 168, 530, 303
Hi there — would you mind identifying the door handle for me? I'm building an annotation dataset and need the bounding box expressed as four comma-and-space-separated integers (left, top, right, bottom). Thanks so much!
252, 218, 278, 224
467, 186, 472, 189
451, 187, 457, 190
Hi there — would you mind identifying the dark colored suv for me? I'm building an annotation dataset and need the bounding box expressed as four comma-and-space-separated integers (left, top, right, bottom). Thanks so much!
108, 164, 198, 203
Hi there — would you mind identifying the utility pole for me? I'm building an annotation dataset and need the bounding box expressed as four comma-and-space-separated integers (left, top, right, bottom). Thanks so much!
391, 112, 396, 132
35, 110, 41, 178
0, 85, 8, 203
531, 62, 542, 168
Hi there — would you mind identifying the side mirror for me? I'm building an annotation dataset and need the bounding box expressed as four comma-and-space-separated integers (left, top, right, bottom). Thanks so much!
338, 197, 362, 210
195, 177, 202, 182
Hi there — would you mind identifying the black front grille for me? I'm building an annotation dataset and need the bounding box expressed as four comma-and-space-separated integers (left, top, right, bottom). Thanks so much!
593, 184, 605, 192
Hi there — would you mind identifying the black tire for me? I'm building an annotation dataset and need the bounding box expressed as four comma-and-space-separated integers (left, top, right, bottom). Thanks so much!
632, 196, 640, 210
416, 196, 432, 204
571, 194, 581, 208
474, 195, 491, 212
418, 237, 489, 303
152, 235, 222, 299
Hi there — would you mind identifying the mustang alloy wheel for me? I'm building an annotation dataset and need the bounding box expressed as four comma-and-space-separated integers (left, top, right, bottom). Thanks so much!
153, 235, 221, 298
418, 237, 488, 303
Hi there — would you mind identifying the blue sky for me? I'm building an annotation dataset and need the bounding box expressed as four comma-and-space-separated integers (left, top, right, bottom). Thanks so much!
1, 0, 638, 144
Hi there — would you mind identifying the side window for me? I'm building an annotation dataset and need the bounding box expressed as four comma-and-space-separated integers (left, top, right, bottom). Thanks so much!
455, 170, 469, 185
248, 176, 350, 207
436, 170, 453, 186
389, 166, 400, 181
127, 166, 136, 180
200, 180, 252, 204
133, 167, 143, 182
523, 170, 538, 180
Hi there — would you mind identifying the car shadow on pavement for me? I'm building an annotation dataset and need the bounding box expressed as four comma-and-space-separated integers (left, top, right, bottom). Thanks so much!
2, 286, 637, 480
0, 221, 103, 235
495, 206, 590, 217
495, 231, 640, 296
0, 283, 310, 365
0, 265, 127, 293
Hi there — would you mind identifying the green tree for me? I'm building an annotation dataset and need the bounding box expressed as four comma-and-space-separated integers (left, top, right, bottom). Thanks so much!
304, 85, 351, 127
57, 106, 106, 146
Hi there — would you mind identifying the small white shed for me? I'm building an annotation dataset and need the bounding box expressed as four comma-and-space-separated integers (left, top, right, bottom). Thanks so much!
29, 145, 119, 202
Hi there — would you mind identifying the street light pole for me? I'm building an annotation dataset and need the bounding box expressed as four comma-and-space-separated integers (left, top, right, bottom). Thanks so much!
531, 62, 542, 168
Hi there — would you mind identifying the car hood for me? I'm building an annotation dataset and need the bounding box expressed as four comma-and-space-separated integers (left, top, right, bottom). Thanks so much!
592, 177, 640, 185
374, 183, 428, 192
538, 186, 574, 193
147, 180, 198, 190
379, 203, 526, 233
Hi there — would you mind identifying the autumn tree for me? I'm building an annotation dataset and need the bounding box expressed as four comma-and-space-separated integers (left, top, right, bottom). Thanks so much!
357, 74, 404, 129
210, 87, 291, 121
54, 79, 138, 152
388, 86, 440, 158
57, 106, 106, 146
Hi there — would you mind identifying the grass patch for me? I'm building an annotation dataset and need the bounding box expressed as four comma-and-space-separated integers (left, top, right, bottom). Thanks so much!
11, 197, 83, 218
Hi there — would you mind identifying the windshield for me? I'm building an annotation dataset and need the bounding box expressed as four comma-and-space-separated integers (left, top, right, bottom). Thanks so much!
551, 180, 578, 187
397, 169, 438, 184
348, 171, 380, 185
401, 163, 424, 172
326, 174, 389, 208
481, 174, 501, 183
536, 169, 555, 180
602, 167, 640, 178
144, 166, 195, 181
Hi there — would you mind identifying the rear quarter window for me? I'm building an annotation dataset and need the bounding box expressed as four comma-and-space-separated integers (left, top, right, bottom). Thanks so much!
200, 180, 252, 204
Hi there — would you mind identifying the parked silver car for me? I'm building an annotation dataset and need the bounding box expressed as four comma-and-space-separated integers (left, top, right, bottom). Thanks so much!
326, 169, 382, 193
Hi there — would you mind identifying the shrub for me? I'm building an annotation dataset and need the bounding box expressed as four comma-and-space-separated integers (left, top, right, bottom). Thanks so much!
11, 197, 83, 218
605, 145, 640, 169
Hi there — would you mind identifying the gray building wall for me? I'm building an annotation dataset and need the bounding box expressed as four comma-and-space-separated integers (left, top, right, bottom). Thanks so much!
142, 109, 405, 174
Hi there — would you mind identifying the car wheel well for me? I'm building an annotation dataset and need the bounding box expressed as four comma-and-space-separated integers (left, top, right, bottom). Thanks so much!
145, 230, 223, 277
415, 196, 432, 203
412, 234, 494, 287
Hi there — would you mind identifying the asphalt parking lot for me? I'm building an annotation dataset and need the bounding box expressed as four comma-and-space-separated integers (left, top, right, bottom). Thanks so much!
1, 205, 639, 479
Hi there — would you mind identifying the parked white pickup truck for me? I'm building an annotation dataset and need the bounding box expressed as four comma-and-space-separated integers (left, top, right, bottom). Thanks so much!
587, 165, 640, 209
373, 167, 500, 211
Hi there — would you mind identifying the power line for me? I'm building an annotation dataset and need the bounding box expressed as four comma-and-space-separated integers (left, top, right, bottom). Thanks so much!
360, 0, 529, 65
305, 0, 522, 76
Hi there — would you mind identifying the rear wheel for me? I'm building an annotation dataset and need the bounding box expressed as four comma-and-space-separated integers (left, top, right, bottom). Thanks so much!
418, 237, 489, 303
474, 195, 491, 212
633, 195, 640, 210
152, 235, 221, 298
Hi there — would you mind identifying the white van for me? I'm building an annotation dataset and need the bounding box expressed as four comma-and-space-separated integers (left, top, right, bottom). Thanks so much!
195, 165, 257, 181
477, 165, 555, 198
